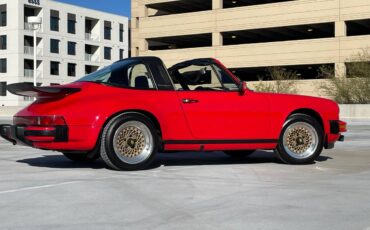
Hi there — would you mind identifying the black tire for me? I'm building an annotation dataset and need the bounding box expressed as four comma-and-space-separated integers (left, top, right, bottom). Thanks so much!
100, 113, 159, 171
224, 150, 255, 159
275, 113, 324, 164
62, 152, 99, 162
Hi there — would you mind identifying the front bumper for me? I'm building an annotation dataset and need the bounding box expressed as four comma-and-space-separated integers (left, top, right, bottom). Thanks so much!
0, 124, 68, 146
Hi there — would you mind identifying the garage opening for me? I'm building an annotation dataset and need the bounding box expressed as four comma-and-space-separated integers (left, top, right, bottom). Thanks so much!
223, 0, 295, 8
229, 64, 334, 81
147, 33, 212, 51
222, 22, 334, 45
346, 19, 370, 36
147, 0, 212, 17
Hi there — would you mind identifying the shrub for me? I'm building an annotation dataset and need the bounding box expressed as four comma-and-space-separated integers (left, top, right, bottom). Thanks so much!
254, 67, 298, 94
319, 49, 370, 104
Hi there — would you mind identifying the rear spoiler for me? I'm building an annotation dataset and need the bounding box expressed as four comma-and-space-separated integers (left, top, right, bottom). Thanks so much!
7, 83, 81, 98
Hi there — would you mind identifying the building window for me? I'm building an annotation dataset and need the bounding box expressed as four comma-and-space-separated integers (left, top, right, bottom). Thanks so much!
50, 10, 59, 32
0, 82, 6, 96
104, 47, 112, 60
119, 49, 124, 60
0, 35, 6, 49
0, 6, 6, 27
50, 39, 59, 54
67, 13, 76, 34
0, 58, 6, 73
68, 41, 76, 55
104, 21, 112, 40
119, 24, 124, 42
68, 19, 76, 34
68, 63, 76, 77
50, 61, 59, 75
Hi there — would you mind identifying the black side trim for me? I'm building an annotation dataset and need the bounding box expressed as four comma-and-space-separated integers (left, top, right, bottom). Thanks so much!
163, 139, 278, 145
330, 120, 340, 134
24, 130, 55, 137
55, 126, 69, 142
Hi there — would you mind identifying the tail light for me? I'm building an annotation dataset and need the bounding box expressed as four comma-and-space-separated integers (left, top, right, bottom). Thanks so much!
14, 116, 66, 126
339, 120, 347, 132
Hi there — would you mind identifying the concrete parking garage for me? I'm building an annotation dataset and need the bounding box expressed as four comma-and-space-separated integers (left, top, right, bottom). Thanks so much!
0, 118, 369, 229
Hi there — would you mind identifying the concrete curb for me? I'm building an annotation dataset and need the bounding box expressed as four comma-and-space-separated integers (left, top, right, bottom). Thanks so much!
339, 104, 370, 119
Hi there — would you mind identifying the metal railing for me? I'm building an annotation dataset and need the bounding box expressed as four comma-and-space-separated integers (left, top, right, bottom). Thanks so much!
24, 46, 43, 56
24, 22, 34, 31
85, 53, 99, 62
24, 69, 42, 78
24, 69, 34, 78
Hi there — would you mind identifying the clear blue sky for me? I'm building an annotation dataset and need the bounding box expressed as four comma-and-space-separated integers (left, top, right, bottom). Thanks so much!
55, 0, 131, 17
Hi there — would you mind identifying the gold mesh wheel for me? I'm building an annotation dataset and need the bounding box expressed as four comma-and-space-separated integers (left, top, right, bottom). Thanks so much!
282, 122, 319, 159
113, 121, 153, 165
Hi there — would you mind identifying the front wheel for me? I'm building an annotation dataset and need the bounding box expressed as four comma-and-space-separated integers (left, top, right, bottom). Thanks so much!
100, 114, 159, 171
275, 114, 324, 164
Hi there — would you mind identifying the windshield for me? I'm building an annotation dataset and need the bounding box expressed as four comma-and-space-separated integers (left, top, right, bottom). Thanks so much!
77, 60, 156, 89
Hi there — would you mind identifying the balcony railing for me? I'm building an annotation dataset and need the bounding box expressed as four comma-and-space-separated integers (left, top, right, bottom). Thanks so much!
85, 33, 99, 41
24, 69, 42, 78
24, 46, 43, 56
24, 22, 34, 31
85, 53, 99, 62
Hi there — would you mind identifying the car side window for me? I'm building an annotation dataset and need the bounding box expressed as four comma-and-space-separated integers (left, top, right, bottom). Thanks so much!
172, 64, 223, 91
127, 63, 156, 89
170, 63, 238, 91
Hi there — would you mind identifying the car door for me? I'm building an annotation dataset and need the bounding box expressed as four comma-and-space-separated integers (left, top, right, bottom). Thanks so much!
170, 60, 271, 140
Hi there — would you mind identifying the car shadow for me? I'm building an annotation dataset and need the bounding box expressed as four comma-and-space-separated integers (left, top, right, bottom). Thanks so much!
16, 150, 333, 170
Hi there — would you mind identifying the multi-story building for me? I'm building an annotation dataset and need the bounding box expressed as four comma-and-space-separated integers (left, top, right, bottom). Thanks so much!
0, 0, 129, 106
131, 0, 370, 97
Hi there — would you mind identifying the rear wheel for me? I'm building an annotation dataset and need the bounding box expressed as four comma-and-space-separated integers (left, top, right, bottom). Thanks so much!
100, 114, 159, 171
275, 114, 324, 164
224, 150, 255, 159
62, 152, 99, 162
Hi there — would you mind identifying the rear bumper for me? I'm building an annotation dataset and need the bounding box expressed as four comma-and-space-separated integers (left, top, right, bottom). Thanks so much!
325, 120, 346, 149
0, 124, 68, 147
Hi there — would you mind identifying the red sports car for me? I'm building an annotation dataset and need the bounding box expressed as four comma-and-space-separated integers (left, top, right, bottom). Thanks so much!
0, 57, 346, 170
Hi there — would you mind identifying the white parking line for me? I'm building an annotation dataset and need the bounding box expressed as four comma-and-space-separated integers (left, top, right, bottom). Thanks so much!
0, 181, 82, 195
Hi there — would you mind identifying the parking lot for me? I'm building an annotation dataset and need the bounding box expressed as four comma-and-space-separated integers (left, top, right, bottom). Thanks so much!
0, 118, 369, 230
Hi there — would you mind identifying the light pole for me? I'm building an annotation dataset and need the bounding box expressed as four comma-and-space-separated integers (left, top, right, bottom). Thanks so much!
27, 16, 42, 87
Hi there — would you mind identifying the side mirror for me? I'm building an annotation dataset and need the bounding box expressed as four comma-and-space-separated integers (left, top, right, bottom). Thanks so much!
238, 81, 247, 96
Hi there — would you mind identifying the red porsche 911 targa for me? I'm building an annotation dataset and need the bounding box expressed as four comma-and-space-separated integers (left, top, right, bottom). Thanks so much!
0, 57, 346, 170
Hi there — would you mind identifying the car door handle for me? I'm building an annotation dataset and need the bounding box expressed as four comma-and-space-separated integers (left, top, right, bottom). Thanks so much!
182, 98, 199, 104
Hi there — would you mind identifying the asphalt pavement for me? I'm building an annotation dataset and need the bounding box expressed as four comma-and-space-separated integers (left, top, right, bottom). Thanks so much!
0, 119, 369, 230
